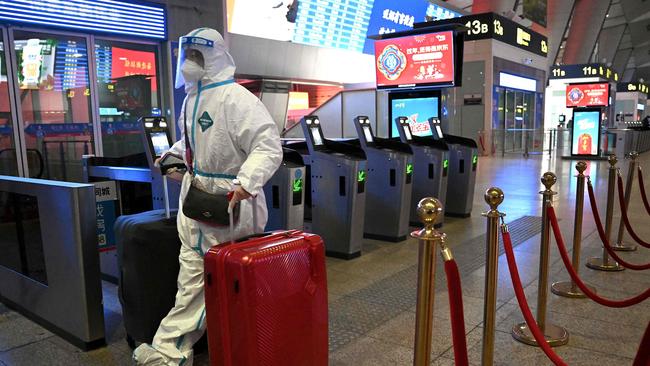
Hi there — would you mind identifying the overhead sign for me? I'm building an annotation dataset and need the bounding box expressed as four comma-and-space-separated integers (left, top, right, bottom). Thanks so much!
566, 83, 609, 108
375, 30, 456, 89
617, 82, 649, 94
0, 0, 167, 40
419, 13, 548, 57
571, 109, 601, 157
549, 63, 619, 83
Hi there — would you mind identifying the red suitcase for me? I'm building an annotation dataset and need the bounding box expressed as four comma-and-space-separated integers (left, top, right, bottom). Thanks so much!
204, 229, 328, 366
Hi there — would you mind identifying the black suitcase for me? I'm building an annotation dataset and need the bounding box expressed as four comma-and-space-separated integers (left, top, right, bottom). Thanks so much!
115, 209, 181, 348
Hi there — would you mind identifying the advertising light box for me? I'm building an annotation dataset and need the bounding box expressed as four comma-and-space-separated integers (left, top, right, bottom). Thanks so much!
375, 30, 455, 89
390, 96, 438, 137
566, 83, 609, 108
571, 109, 601, 156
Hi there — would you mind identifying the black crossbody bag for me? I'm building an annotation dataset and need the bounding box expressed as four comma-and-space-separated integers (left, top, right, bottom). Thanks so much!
181, 103, 240, 226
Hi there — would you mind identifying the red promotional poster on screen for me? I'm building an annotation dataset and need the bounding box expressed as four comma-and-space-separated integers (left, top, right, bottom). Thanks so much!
565, 83, 609, 108
375, 31, 455, 89
111, 47, 157, 91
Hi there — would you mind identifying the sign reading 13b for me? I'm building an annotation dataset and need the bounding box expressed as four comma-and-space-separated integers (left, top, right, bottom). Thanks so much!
465, 19, 489, 35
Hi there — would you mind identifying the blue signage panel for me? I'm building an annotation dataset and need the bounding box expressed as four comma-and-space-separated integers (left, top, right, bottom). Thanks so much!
364, 0, 460, 54
0, 0, 167, 40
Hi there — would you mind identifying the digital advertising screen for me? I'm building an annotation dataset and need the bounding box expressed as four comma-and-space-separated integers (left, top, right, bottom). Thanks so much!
15, 38, 56, 90
390, 95, 439, 137
375, 30, 455, 89
566, 83, 609, 108
571, 109, 601, 156
111, 47, 157, 91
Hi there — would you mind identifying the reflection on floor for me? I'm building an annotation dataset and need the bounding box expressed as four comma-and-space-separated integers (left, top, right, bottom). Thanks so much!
1, 153, 649, 365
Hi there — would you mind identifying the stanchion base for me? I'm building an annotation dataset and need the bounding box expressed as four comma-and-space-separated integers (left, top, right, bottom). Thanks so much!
586, 257, 625, 271
512, 322, 569, 347
551, 281, 595, 298
611, 242, 637, 252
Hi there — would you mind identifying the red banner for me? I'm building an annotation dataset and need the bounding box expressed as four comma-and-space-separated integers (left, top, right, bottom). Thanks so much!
566, 83, 609, 108
375, 31, 455, 88
111, 47, 157, 91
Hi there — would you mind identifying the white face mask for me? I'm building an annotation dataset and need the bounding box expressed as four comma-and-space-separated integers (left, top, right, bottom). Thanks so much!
181, 60, 205, 83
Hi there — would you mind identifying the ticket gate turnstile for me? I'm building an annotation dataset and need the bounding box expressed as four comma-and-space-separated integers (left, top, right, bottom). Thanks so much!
83, 116, 182, 282
297, 116, 367, 259
394, 117, 449, 227
263, 147, 306, 231
352, 116, 413, 242
428, 118, 477, 217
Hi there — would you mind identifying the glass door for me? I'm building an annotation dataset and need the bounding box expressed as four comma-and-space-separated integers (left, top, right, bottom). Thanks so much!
11, 30, 94, 181
499, 88, 537, 154
0, 28, 20, 176
94, 38, 162, 158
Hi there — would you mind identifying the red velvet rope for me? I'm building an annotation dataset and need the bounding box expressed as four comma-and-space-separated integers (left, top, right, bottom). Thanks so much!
548, 206, 650, 307
617, 175, 650, 249
633, 321, 650, 366
587, 182, 650, 270
501, 228, 568, 366
443, 259, 469, 366
638, 166, 650, 217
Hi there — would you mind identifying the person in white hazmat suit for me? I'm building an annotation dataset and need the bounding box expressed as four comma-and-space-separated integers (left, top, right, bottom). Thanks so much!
133, 28, 282, 365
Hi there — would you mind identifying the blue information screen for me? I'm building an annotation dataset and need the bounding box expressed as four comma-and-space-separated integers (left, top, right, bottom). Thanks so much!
293, 0, 375, 53
391, 96, 438, 137
227, 0, 459, 54
571, 110, 601, 156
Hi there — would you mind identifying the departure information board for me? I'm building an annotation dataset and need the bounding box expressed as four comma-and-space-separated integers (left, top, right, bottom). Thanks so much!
293, 0, 375, 53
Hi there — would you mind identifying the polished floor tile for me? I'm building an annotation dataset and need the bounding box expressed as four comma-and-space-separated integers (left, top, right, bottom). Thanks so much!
0, 152, 649, 365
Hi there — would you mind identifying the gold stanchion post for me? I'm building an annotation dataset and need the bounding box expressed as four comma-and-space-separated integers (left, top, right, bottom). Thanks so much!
613, 151, 638, 251
481, 187, 505, 366
512, 172, 569, 347
412, 198, 445, 366
587, 155, 625, 271
551, 161, 596, 298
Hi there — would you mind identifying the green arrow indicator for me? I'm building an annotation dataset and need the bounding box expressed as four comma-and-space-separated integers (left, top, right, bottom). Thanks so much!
357, 170, 366, 182
443, 159, 449, 169
292, 178, 302, 192
472, 155, 478, 164
406, 163, 413, 175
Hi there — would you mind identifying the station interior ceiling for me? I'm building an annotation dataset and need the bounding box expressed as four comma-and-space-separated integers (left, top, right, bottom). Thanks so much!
445, 0, 650, 83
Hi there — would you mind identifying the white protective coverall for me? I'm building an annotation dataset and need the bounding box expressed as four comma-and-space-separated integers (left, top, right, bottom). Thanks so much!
133, 28, 282, 365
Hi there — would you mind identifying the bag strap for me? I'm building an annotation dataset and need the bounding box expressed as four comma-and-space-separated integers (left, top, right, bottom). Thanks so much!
183, 100, 194, 176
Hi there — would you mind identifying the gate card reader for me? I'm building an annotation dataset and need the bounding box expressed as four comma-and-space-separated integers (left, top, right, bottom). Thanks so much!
300, 115, 367, 259
428, 118, 477, 217
263, 147, 306, 231
141, 117, 186, 176
395, 117, 449, 227
352, 116, 413, 242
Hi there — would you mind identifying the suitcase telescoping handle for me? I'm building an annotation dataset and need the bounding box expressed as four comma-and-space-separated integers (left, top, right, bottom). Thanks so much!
228, 181, 258, 244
